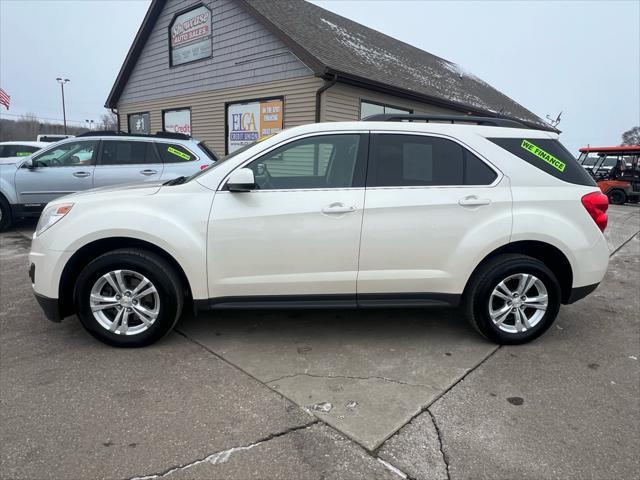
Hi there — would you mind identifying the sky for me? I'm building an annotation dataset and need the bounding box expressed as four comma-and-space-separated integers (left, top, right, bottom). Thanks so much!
1, 0, 639, 152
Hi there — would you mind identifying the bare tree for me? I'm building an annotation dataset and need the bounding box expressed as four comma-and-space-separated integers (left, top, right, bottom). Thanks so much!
621, 126, 640, 146
0, 117, 88, 142
100, 111, 118, 131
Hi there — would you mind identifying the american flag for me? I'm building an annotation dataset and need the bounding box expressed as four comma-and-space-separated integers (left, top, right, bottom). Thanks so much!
0, 88, 10, 110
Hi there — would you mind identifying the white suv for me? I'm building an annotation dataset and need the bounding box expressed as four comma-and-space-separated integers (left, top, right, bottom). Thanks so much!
28, 115, 610, 347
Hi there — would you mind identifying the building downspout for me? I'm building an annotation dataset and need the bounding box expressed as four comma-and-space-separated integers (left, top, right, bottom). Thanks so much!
315, 73, 338, 123
110, 108, 121, 132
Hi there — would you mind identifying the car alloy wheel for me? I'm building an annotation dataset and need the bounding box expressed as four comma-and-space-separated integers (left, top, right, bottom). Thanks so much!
488, 273, 548, 334
89, 269, 160, 336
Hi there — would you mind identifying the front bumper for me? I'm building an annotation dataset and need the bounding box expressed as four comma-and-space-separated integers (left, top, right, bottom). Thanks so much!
34, 292, 62, 322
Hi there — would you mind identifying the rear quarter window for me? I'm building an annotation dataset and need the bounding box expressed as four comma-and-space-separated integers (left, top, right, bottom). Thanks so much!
158, 143, 196, 163
489, 138, 596, 186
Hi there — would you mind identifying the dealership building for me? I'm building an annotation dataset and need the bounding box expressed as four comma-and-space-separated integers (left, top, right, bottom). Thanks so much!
106, 0, 552, 155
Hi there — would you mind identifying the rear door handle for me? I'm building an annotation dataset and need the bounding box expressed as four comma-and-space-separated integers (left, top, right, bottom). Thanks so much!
322, 202, 357, 214
140, 169, 158, 176
459, 195, 491, 206
73, 171, 91, 178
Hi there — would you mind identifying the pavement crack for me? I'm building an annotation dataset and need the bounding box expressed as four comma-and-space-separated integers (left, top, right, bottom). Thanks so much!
266, 372, 435, 389
610, 231, 639, 257
427, 409, 451, 480
376, 457, 416, 479
128, 420, 318, 480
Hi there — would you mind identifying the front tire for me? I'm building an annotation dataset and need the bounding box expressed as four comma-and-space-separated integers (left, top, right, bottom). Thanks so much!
465, 254, 561, 344
0, 195, 13, 231
74, 248, 183, 347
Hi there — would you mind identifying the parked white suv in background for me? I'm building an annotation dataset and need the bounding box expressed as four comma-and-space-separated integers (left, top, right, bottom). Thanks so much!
0, 131, 217, 230
28, 115, 610, 347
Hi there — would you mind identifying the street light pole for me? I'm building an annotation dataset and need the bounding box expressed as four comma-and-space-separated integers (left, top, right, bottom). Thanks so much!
56, 77, 70, 134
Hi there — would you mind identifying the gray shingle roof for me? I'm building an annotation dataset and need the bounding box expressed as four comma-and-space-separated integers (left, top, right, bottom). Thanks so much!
242, 0, 551, 130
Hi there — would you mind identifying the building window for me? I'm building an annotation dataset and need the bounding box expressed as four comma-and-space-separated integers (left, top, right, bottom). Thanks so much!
360, 100, 412, 119
226, 97, 284, 154
169, 5, 212, 67
163, 108, 191, 136
128, 112, 150, 134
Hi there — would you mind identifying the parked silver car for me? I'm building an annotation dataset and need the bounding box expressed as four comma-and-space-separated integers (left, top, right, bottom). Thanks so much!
0, 132, 217, 230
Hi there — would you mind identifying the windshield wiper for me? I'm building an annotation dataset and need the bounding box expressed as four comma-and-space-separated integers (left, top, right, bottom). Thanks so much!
163, 176, 187, 186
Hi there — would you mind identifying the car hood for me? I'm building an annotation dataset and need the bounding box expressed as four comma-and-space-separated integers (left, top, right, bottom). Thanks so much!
0, 157, 22, 165
61, 180, 164, 201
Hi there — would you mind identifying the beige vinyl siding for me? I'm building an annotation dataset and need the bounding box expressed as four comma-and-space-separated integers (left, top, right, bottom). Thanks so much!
320, 83, 462, 122
118, 75, 323, 155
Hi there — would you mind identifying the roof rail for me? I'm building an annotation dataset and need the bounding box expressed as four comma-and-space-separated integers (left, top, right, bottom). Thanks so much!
362, 114, 529, 129
76, 130, 191, 140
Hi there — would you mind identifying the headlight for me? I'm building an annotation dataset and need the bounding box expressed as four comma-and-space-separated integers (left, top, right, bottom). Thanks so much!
36, 203, 74, 236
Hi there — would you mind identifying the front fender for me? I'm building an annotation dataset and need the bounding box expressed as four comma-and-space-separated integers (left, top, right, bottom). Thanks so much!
0, 166, 18, 204
37, 183, 214, 299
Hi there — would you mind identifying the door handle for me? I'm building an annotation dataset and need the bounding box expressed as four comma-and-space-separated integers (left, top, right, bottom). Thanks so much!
459, 195, 491, 206
321, 202, 357, 214
73, 171, 91, 178
140, 169, 158, 176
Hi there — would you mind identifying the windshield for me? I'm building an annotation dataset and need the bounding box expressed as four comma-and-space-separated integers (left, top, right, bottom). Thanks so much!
185, 140, 261, 182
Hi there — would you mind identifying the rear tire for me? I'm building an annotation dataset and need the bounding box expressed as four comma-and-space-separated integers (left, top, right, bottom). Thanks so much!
607, 189, 626, 205
0, 195, 13, 231
74, 248, 183, 347
464, 254, 561, 344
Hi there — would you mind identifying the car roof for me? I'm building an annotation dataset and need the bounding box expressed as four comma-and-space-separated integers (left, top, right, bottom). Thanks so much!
48, 135, 199, 146
274, 121, 556, 140
0, 141, 48, 147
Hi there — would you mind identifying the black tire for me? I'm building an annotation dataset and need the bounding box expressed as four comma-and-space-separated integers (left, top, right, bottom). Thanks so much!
607, 189, 626, 205
74, 248, 183, 347
464, 254, 561, 344
0, 195, 13, 231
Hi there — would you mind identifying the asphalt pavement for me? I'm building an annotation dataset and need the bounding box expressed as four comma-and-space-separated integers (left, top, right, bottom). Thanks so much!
1, 205, 638, 479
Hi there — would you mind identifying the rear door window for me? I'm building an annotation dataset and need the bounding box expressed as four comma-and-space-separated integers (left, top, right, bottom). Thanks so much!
100, 141, 159, 165
157, 143, 197, 163
368, 134, 497, 187
489, 137, 596, 186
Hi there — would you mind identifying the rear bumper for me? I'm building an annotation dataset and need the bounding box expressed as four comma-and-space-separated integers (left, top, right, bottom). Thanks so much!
565, 283, 599, 304
34, 293, 62, 323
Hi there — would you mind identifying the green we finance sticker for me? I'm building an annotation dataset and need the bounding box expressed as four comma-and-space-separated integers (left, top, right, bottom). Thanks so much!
167, 146, 191, 161
521, 140, 566, 172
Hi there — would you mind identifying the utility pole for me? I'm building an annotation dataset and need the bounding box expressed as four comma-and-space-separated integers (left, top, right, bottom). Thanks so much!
56, 77, 70, 134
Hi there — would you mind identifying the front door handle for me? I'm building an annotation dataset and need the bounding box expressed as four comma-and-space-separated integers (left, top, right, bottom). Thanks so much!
459, 195, 491, 207
322, 202, 357, 214
140, 169, 158, 176
73, 171, 91, 178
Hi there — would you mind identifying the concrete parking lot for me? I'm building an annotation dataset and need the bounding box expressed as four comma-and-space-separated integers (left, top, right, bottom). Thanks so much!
1, 205, 638, 479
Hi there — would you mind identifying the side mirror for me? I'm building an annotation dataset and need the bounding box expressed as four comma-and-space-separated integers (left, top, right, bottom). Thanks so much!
22, 159, 34, 169
227, 168, 256, 192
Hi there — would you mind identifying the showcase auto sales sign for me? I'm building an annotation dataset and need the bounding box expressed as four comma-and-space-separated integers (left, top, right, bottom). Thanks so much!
170, 5, 212, 66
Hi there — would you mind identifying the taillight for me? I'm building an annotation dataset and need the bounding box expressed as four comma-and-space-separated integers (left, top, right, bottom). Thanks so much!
200, 164, 209, 171
581, 191, 609, 232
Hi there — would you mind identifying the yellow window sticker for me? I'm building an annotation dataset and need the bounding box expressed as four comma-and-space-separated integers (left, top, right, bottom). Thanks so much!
16, 152, 31, 157
167, 146, 191, 161
521, 140, 566, 172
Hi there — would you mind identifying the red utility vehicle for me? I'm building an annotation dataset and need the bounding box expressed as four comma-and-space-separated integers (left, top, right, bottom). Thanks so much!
578, 145, 640, 205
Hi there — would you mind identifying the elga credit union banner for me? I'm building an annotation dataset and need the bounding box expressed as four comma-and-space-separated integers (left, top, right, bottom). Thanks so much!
227, 99, 283, 153
164, 109, 191, 135
170, 5, 212, 66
